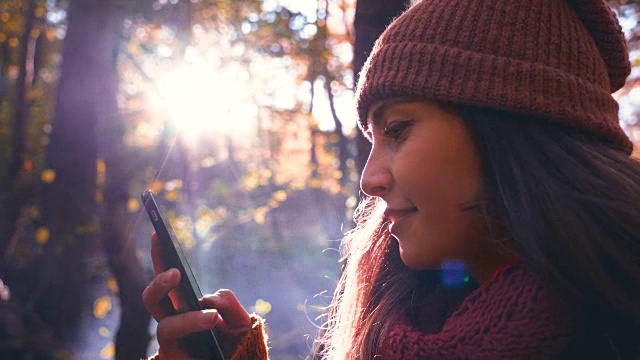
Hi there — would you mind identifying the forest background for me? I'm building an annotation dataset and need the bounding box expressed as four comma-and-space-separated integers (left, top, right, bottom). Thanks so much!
0, 0, 639, 359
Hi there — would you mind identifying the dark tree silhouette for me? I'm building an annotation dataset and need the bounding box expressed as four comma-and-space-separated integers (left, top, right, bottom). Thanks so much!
352, 0, 409, 174
36, 3, 149, 358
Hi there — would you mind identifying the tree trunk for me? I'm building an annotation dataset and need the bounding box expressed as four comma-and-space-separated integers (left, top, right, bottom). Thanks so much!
0, 0, 38, 257
98, 2, 153, 358
326, 79, 350, 188
352, 0, 409, 175
102, 180, 153, 359
36, 0, 113, 343
0, 34, 11, 107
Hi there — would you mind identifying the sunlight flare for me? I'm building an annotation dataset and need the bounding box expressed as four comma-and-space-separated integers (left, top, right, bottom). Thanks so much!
150, 64, 258, 142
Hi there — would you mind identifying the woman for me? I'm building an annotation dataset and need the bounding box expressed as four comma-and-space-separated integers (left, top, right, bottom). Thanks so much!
142, 0, 640, 358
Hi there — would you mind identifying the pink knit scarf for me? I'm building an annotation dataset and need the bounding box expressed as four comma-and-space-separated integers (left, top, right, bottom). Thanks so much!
381, 263, 577, 359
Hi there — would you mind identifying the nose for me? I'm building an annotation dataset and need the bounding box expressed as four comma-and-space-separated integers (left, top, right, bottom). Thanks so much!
360, 147, 392, 198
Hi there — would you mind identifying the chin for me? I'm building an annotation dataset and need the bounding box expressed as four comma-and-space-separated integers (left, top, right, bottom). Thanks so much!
398, 247, 441, 270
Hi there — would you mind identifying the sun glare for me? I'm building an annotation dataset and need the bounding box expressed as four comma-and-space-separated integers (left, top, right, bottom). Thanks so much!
150, 64, 258, 142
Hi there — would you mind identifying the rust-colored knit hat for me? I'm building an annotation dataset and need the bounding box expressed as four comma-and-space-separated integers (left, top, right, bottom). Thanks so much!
355, 0, 633, 153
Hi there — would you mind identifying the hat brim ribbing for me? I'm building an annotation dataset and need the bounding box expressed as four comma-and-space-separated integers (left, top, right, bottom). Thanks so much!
356, 42, 633, 153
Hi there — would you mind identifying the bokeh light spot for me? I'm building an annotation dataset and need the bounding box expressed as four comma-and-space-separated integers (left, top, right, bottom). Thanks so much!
93, 296, 112, 319
41, 169, 56, 184
35, 227, 50, 245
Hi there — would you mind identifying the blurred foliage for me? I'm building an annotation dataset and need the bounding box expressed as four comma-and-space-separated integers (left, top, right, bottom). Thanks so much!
1, 0, 357, 358
610, 0, 640, 150
0, 0, 639, 358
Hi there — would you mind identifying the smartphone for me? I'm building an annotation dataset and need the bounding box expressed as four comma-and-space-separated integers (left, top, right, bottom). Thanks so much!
141, 189, 224, 360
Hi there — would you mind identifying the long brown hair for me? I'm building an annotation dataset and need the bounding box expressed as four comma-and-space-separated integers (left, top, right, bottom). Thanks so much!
313, 197, 415, 359
314, 106, 640, 358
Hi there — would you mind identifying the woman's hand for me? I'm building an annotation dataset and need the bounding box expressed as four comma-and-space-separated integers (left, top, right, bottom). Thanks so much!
142, 233, 253, 359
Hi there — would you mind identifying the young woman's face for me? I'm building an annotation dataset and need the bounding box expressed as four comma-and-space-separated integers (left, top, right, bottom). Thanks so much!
361, 99, 496, 276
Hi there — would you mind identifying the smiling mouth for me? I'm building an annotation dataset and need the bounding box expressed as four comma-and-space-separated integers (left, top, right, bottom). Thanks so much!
384, 207, 418, 223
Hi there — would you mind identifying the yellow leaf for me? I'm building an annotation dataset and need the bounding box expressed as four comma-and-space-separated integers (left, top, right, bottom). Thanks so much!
96, 158, 106, 174
197, 208, 211, 219
241, 175, 259, 191
272, 190, 287, 202
127, 198, 140, 212
35, 227, 49, 245
164, 179, 183, 191
268, 199, 280, 208
253, 207, 268, 224
99, 327, 110, 337
200, 156, 216, 168
253, 299, 272, 316
148, 180, 163, 194
100, 342, 115, 359
345, 195, 358, 209
290, 181, 305, 191
29, 206, 40, 219
41, 169, 56, 184
35, 6, 46, 18
165, 190, 180, 202
260, 169, 273, 179
195, 218, 212, 238
309, 178, 322, 188
106, 277, 119, 295
45, 28, 56, 41
169, 215, 195, 249
95, 191, 104, 204
93, 296, 112, 319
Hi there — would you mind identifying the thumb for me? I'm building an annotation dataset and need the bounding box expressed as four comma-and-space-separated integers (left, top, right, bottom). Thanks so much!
201, 289, 252, 332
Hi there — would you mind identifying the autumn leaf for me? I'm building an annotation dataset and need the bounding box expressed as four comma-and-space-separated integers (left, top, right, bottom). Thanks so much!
253, 299, 272, 315
35, 227, 49, 245
99, 327, 110, 337
93, 296, 112, 319
100, 342, 115, 359
40, 169, 56, 183
127, 197, 140, 212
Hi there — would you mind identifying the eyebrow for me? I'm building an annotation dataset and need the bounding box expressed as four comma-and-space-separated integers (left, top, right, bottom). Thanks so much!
370, 102, 389, 128
369, 98, 419, 128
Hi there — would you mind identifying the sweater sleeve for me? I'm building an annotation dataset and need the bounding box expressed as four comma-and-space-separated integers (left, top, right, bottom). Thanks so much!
148, 314, 268, 360
231, 314, 269, 360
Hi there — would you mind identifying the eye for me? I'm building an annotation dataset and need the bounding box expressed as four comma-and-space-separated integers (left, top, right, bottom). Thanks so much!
382, 120, 413, 142
364, 128, 373, 142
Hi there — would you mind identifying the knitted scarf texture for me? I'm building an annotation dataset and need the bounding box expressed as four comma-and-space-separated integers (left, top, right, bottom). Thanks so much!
381, 264, 578, 359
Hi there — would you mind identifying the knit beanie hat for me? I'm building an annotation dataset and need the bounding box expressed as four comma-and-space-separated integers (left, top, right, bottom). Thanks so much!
355, 0, 633, 153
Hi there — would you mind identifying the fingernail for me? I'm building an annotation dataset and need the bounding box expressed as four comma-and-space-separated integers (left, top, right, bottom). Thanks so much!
162, 269, 176, 285
200, 310, 218, 327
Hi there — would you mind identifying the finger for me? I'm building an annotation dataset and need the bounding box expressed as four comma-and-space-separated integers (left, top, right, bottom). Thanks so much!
142, 268, 180, 321
201, 289, 251, 331
156, 309, 220, 345
151, 232, 165, 275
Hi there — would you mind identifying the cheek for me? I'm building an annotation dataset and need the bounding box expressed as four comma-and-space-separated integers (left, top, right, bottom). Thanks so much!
401, 120, 482, 204
400, 139, 483, 263
403, 198, 485, 270
402, 150, 482, 209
